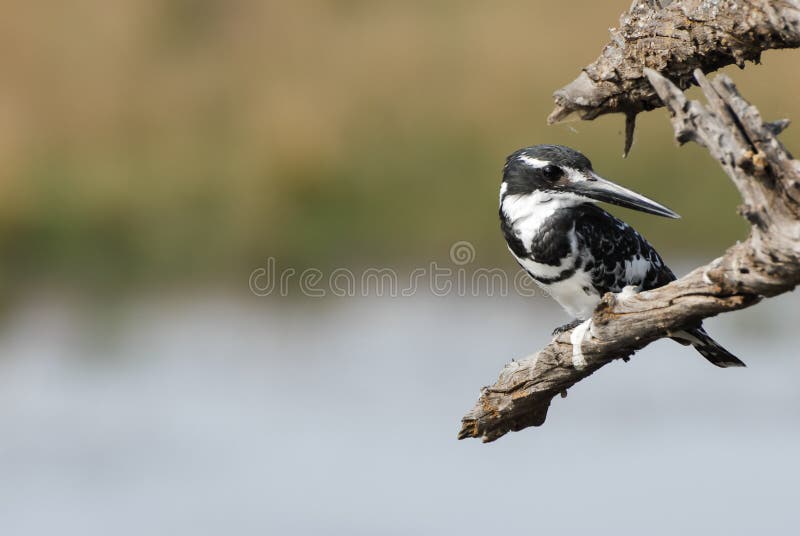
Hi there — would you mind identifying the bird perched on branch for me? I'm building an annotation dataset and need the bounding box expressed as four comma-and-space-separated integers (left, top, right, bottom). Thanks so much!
499, 144, 744, 367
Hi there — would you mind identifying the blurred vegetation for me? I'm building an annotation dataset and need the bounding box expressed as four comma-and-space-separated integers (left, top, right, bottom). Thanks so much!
0, 0, 798, 292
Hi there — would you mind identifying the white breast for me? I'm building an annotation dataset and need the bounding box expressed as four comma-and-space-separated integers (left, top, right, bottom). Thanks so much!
510, 247, 601, 320
538, 272, 601, 320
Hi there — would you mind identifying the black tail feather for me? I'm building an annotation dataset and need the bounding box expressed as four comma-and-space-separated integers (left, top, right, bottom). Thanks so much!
672, 327, 746, 368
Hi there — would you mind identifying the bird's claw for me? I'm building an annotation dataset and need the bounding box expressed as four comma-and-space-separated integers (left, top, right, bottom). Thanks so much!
552, 319, 582, 335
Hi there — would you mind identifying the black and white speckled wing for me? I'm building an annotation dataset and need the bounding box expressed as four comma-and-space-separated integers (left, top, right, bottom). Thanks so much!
574, 204, 745, 367
574, 204, 676, 295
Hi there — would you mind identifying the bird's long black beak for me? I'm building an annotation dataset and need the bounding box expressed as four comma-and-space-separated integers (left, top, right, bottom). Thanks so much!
570, 172, 680, 219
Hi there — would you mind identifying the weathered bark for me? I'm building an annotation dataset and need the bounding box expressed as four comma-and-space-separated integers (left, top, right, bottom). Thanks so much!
548, 0, 800, 154
459, 68, 800, 443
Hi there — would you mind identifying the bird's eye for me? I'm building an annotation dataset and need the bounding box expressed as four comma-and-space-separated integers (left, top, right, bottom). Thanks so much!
542, 165, 563, 180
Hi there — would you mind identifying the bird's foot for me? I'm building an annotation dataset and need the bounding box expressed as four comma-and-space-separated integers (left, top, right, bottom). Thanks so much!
618, 285, 641, 299
552, 318, 582, 335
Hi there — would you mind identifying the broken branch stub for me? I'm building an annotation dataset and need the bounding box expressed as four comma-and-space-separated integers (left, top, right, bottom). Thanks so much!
548, 0, 800, 153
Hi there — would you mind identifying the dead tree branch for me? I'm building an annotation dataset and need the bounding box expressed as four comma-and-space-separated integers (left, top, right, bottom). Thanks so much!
459, 68, 800, 443
548, 0, 800, 154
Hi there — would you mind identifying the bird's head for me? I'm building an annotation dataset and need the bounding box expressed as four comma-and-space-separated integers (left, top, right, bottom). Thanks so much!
500, 144, 679, 219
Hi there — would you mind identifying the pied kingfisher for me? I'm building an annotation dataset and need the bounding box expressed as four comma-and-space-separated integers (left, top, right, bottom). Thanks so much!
499, 144, 744, 368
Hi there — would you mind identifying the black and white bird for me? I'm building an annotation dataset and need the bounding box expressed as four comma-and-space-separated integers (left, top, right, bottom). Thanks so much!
499, 144, 744, 367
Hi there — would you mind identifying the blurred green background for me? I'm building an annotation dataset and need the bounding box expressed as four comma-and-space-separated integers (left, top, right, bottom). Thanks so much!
1, 0, 797, 294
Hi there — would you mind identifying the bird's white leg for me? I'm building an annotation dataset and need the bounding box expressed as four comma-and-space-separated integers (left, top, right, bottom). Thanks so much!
569, 319, 592, 370
568, 287, 640, 369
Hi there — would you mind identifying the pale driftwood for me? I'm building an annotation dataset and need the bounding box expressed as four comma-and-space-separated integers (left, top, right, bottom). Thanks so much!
459, 68, 800, 442
548, 0, 800, 154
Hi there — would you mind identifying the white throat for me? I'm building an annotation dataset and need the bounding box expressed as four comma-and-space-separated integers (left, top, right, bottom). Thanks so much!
500, 188, 600, 319
500, 189, 585, 249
